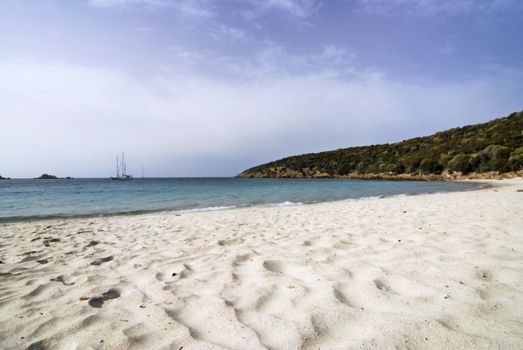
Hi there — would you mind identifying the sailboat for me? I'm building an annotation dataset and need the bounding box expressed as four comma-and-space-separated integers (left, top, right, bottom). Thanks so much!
111, 153, 133, 180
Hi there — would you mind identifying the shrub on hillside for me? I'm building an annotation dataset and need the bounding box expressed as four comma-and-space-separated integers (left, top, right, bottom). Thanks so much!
448, 153, 471, 174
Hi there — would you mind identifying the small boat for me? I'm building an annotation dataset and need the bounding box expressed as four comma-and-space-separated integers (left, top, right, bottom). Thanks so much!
111, 153, 133, 180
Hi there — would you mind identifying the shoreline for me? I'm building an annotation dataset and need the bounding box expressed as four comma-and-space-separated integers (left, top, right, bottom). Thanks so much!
0, 179, 487, 224
238, 170, 523, 181
1, 178, 522, 349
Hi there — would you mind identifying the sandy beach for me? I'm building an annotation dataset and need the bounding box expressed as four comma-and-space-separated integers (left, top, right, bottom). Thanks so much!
1, 178, 522, 350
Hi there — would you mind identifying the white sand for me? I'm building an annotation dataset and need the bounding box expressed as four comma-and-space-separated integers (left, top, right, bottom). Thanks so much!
1, 179, 523, 350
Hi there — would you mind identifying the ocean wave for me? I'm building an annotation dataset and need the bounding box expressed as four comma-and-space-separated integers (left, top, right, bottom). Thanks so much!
268, 201, 304, 207
179, 206, 237, 213
342, 195, 383, 202
390, 193, 408, 198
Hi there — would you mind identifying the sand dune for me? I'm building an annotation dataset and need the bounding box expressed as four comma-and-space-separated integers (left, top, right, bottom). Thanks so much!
1, 179, 523, 349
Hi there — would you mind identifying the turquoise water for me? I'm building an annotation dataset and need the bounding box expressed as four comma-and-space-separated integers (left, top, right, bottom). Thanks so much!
0, 178, 481, 222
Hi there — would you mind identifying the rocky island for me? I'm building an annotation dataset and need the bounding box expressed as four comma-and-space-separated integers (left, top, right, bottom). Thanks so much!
35, 174, 59, 179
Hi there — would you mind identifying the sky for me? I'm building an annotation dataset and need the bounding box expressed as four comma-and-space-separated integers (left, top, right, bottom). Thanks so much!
1, 0, 522, 178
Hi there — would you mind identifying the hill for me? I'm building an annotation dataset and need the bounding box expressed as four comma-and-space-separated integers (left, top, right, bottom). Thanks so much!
238, 111, 523, 180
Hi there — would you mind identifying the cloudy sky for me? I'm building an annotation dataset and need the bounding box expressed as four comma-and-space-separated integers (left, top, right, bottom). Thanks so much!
1, 0, 522, 177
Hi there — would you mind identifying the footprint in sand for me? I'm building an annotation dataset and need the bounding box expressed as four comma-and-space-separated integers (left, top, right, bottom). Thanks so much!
233, 253, 252, 266
50, 275, 75, 286
85, 240, 100, 248
87, 288, 121, 308
78, 229, 94, 234
218, 238, 244, 246
90, 256, 113, 266
156, 271, 178, 282
42, 238, 60, 247
28, 340, 48, 350
20, 255, 40, 263
332, 284, 356, 308
262, 260, 284, 273
155, 272, 166, 281
180, 264, 193, 278
373, 278, 391, 292
102, 288, 120, 299
88, 296, 105, 308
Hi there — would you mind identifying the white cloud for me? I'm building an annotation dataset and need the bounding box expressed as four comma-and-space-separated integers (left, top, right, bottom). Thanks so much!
311, 45, 353, 65
175, 0, 214, 17
162, 46, 208, 70
357, 0, 521, 17
262, 0, 321, 18
1, 57, 522, 177
211, 24, 246, 42
136, 27, 153, 32
236, 0, 322, 20
88, 0, 214, 17
88, 0, 169, 7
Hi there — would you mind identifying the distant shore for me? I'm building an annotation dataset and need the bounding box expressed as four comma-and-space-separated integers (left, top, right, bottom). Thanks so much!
238, 169, 523, 181
1, 178, 522, 349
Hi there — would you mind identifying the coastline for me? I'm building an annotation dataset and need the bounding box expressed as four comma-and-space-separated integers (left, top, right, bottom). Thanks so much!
0, 179, 484, 224
1, 178, 522, 349
238, 170, 523, 181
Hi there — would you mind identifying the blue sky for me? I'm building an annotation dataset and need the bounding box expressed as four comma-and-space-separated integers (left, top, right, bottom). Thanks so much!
1, 0, 522, 177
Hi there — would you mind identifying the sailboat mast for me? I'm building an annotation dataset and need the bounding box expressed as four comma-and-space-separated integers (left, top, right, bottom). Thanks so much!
116, 156, 120, 177
122, 152, 126, 176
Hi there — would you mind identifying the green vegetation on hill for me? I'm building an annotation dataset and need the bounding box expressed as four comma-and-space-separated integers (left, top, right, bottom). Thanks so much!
239, 111, 523, 179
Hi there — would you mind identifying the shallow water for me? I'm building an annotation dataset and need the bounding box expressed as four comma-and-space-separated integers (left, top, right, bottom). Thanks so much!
0, 178, 480, 221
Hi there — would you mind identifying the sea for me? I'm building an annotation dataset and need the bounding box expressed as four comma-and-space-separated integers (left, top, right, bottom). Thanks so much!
0, 178, 482, 222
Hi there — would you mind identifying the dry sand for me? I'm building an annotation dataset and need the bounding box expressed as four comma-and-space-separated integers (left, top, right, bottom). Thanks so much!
1, 179, 522, 350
